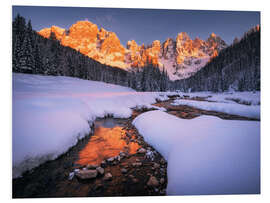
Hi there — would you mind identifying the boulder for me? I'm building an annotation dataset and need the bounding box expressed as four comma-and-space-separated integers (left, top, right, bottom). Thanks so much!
96, 167, 105, 175
75, 169, 98, 180
107, 157, 114, 162
160, 178, 165, 184
121, 168, 128, 174
103, 172, 113, 181
132, 162, 142, 167
153, 163, 160, 169
147, 176, 159, 187
86, 164, 98, 169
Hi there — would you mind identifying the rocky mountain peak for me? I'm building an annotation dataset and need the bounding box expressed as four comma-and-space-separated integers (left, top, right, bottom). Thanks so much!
38, 21, 228, 80
176, 32, 191, 43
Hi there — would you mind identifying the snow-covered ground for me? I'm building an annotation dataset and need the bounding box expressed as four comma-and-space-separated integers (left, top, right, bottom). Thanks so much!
172, 99, 260, 119
133, 110, 260, 195
12, 73, 167, 178
13, 73, 261, 196
177, 91, 260, 106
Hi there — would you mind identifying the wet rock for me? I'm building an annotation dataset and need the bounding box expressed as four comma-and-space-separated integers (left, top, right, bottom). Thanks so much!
101, 160, 106, 167
103, 172, 113, 181
107, 157, 114, 162
96, 167, 105, 175
86, 164, 98, 169
119, 151, 126, 158
132, 162, 142, 167
131, 178, 139, 184
145, 150, 155, 160
138, 148, 147, 154
147, 176, 159, 187
160, 158, 166, 165
153, 163, 160, 169
116, 155, 121, 162
68, 172, 75, 180
160, 178, 165, 185
76, 169, 98, 180
121, 168, 128, 174
74, 168, 80, 173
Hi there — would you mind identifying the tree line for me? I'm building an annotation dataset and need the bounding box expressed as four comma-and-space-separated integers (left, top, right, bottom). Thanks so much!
12, 14, 170, 92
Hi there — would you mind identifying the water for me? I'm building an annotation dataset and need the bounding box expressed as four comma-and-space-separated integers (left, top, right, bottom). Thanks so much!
76, 118, 141, 166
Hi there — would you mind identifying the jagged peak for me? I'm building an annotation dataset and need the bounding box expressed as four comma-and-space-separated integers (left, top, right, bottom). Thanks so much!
176, 32, 191, 41
210, 32, 217, 38
152, 40, 161, 46
127, 40, 139, 49
73, 20, 96, 27
99, 27, 108, 33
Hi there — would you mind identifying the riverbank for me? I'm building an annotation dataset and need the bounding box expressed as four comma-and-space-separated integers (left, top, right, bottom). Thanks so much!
13, 95, 259, 198
13, 109, 168, 198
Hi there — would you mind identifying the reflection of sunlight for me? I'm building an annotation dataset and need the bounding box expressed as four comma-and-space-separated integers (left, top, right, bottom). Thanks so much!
76, 126, 141, 166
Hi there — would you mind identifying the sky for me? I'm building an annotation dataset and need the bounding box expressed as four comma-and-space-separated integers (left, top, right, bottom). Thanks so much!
12, 6, 260, 46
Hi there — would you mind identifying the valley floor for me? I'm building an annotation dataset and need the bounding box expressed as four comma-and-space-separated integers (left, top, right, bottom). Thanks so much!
12, 73, 260, 197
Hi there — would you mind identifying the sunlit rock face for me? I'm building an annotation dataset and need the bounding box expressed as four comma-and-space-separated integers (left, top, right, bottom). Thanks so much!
39, 21, 127, 69
39, 21, 227, 80
38, 26, 65, 40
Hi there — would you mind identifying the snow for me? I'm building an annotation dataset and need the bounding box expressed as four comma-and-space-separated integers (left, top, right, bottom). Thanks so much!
132, 110, 260, 195
172, 99, 260, 119
177, 91, 260, 106
12, 73, 167, 178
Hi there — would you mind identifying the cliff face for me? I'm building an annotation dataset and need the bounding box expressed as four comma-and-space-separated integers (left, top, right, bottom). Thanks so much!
39, 20, 227, 80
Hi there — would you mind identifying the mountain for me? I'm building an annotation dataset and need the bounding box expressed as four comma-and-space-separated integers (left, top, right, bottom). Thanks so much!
38, 20, 227, 80
173, 25, 260, 92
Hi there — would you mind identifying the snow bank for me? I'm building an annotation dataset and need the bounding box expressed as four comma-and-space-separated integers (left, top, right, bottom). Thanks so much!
172, 99, 260, 119
177, 91, 260, 106
133, 110, 260, 195
12, 73, 166, 178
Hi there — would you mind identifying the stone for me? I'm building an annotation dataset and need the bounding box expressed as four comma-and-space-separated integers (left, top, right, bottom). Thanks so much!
147, 176, 159, 187
160, 178, 165, 185
75, 169, 98, 180
101, 160, 106, 167
86, 164, 98, 169
68, 172, 75, 180
107, 157, 114, 162
131, 178, 139, 184
138, 148, 147, 154
153, 163, 160, 169
160, 158, 166, 165
103, 173, 113, 181
132, 162, 142, 167
121, 168, 128, 174
116, 155, 121, 162
96, 167, 105, 175
119, 151, 126, 158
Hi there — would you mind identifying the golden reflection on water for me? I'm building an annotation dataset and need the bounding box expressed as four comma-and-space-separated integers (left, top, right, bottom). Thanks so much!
76, 125, 141, 166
